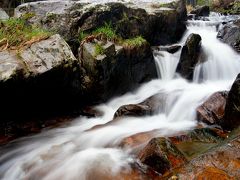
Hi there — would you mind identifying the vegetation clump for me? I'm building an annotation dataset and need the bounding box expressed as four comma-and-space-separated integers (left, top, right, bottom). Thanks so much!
0, 17, 52, 50
93, 23, 117, 41
94, 43, 105, 56
122, 36, 147, 48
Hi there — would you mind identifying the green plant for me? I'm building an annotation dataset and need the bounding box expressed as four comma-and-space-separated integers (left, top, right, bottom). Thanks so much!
94, 43, 105, 56
78, 31, 89, 42
93, 22, 117, 41
0, 17, 52, 49
21, 12, 36, 20
122, 36, 147, 48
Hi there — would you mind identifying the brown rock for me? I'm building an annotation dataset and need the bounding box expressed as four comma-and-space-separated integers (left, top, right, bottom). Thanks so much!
120, 130, 158, 149
222, 73, 240, 130
138, 137, 187, 175
114, 93, 167, 119
165, 133, 240, 179
196, 91, 228, 126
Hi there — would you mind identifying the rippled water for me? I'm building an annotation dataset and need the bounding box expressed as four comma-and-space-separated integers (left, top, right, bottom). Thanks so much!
1, 13, 240, 180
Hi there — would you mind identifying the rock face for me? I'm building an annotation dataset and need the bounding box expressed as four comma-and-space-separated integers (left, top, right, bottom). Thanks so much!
0, 34, 82, 117
79, 39, 157, 102
222, 73, 240, 130
15, 0, 187, 46
0, 8, 9, 20
177, 33, 204, 80
190, 6, 210, 17
197, 91, 228, 126
138, 137, 187, 175
217, 19, 240, 53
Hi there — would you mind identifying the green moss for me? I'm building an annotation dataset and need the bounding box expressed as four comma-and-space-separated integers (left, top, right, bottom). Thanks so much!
211, 1, 240, 14
0, 17, 52, 49
94, 43, 105, 56
151, 1, 176, 9
78, 31, 89, 43
93, 22, 117, 41
21, 12, 36, 20
122, 36, 147, 48
80, 21, 148, 50
196, 0, 208, 6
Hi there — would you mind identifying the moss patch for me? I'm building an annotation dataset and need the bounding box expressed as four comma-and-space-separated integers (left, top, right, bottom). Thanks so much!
93, 23, 117, 41
0, 17, 52, 50
94, 43, 105, 56
122, 36, 147, 48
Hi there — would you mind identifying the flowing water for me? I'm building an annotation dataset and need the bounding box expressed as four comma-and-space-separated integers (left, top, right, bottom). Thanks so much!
1, 13, 240, 180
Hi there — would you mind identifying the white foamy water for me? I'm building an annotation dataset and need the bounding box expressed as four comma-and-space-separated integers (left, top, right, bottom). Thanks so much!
1, 14, 240, 180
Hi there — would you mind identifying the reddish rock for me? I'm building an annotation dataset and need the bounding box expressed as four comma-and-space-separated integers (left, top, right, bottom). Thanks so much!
222, 74, 240, 130
164, 126, 240, 179
169, 128, 224, 161
120, 130, 156, 150
196, 91, 228, 126
138, 137, 187, 175
165, 134, 240, 179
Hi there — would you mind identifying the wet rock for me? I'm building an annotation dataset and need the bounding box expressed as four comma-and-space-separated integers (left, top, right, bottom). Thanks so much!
120, 130, 157, 151
114, 93, 167, 119
222, 73, 240, 130
81, 106, 103, 117
79, 39, 157, 102
152, 45, 181, 54
196, 91, 228, 126
190, 6, 210, 17
138, 137, 187, 175
0, 8, 9, 20
15, 0, 187, 46
114, 104, 153, 118
177, 33, 205, 80
165, 131, 240, 179
0, 34, 82, 118
169, 128, 225, 160
217, 19, 240, 53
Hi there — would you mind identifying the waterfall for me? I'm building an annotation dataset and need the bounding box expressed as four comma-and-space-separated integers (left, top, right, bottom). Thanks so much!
153, 49, 180, 80
1, 14, 240, 180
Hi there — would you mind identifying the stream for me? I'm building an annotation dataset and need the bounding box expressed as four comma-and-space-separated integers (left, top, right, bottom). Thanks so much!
0, 13, 240, 180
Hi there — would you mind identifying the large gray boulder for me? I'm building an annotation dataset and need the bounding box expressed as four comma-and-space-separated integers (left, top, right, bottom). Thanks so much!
217, 19, 240, 53
0, 34, 82, 117
14, 0, 187, 46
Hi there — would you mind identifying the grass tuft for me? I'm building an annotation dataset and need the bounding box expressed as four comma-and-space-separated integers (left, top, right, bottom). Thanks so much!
122, 36, 147, 48
94, 43, 105, 56
0, 17, 52, 50
93, 22, 117, 41
78, 31, 89, 43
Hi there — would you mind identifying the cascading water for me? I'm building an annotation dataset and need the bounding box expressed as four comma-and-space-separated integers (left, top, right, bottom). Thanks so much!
1, 13, 240, 180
